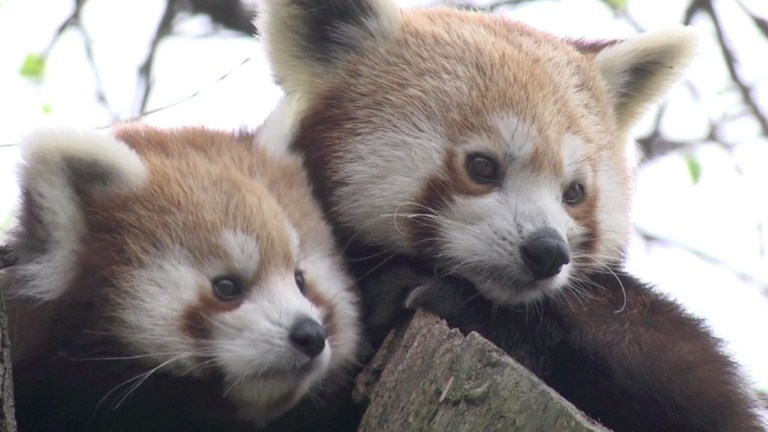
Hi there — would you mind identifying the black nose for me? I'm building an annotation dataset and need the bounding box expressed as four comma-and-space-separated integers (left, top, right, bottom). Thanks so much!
520, 228, 570, 280
289, 318, 327, 358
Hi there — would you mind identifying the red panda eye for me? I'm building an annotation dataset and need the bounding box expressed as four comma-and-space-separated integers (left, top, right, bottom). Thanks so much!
212, 276, 243, 302
294, 270, 306, 294
466, 153, 500, 185
563, 182, 586, 205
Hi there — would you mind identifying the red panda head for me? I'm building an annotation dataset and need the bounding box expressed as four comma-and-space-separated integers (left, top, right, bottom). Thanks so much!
2, 126, 360, 423
259, 0, 696, 305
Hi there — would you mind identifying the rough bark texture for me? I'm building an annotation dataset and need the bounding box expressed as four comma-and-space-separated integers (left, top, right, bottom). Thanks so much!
354, 310, 608, 432
0, 287, 17, 432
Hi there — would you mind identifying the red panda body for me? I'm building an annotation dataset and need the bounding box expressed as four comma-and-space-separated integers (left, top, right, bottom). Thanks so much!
258, 1, 763, 430
1, 126, 361, 431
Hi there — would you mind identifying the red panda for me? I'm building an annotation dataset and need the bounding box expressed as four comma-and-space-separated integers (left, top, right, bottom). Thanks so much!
1, 125, 361, 431
256, 1, 763, 430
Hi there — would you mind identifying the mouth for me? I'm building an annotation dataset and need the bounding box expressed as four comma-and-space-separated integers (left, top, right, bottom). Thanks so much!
224, 356, 329, 423
464, 271, 564, 306
245, 356, 325, 384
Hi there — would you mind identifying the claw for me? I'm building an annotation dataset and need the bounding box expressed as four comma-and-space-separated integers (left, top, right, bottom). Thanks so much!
405, 284, 432, 310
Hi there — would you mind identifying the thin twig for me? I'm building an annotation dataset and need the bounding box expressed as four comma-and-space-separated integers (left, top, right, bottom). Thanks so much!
40, 0, 118, 119
132, 0, 180, 116
639, 227, 767, 287
734, 0, 768, 40
121, 57, 251, 124
77, 14, 118, 121
695, 0, 768, 136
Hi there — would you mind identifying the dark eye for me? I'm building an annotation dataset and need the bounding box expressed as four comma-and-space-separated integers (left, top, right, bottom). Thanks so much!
466, 153, 500, 185
294, 270, 306, 294
563, 182, 585, 205
212, 276, 243, 302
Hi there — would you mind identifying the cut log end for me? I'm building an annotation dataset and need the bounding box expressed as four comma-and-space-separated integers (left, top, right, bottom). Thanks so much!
354, 309, 608, 432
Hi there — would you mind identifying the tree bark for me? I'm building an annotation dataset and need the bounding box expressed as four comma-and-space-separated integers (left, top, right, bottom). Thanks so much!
0, 286, 17, 432
354, 310, 608, 432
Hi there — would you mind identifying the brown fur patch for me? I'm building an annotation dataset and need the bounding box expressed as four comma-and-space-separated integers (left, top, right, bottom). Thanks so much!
566, 182, 601, 260
302, 278, 337, 347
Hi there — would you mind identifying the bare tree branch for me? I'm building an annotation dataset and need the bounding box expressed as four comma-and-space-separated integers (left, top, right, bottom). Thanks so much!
639, 227, 767, 288
686, 0, 768, 136
188, 0, 255, 35
37, 0, 118, 119
124, 57, 251, 124
133, 0, 181, 117
734, 0, 768, 40
77, 15, 119, 122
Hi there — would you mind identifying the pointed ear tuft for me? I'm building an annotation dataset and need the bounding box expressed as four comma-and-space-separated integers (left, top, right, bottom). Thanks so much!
593, 27, 698, 132
259, 0, 401, 102
5, 128, 148, 301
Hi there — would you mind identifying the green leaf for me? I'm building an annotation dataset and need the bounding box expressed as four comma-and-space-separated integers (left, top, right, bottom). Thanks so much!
42, 103, 52, 114
19, 53, 47, 80
601, 0, 628, 11
685, 155, 702, 185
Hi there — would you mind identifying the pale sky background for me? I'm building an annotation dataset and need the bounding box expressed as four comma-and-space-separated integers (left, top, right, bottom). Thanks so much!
0, 0, 766, 404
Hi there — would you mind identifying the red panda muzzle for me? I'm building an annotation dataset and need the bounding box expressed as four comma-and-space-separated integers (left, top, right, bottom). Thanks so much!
520, 228, 570, 280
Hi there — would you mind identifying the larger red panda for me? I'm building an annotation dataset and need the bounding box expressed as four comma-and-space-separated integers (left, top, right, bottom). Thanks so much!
256, 0, 763, 430
1, 125, 361, 431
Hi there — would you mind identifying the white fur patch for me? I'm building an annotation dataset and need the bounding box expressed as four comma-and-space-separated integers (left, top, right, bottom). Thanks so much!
11, 128, 149, 301
334, 118, 445, 252
258, 96, 298, 154
22, 127, 149, 196
219, 230, 261, 281
118, 252, 202, 374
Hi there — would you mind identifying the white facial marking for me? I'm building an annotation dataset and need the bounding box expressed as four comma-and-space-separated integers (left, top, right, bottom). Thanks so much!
118, 252, 202, 375
219, 230, 261, 281
335, 118, 445, 252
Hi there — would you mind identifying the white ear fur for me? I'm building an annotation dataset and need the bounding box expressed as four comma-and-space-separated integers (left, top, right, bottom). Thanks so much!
257, 96, 298, 154
21, 128, 149, 197
258, 0, 400, 109
595, 27, 698, 132
8, 128, 149, 301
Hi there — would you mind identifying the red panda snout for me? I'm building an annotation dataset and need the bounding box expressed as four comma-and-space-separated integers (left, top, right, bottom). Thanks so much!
520, 228, 570, 280
289, 317, 327, 358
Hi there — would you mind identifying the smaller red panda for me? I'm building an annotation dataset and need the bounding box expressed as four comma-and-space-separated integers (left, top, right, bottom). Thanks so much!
1, 125, 361, 431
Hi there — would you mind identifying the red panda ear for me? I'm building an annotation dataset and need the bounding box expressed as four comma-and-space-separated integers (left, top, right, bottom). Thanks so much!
258, 0, 401, 107
589, 28, 698, 134
7, 128, 149, 301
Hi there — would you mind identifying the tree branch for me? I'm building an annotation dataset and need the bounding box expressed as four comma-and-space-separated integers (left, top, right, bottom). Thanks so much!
638, 227, 767, 288
689, 0, 768, 136
132, 0, 181, 116
188, 0, 255, 35
122, 57, 251, 123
